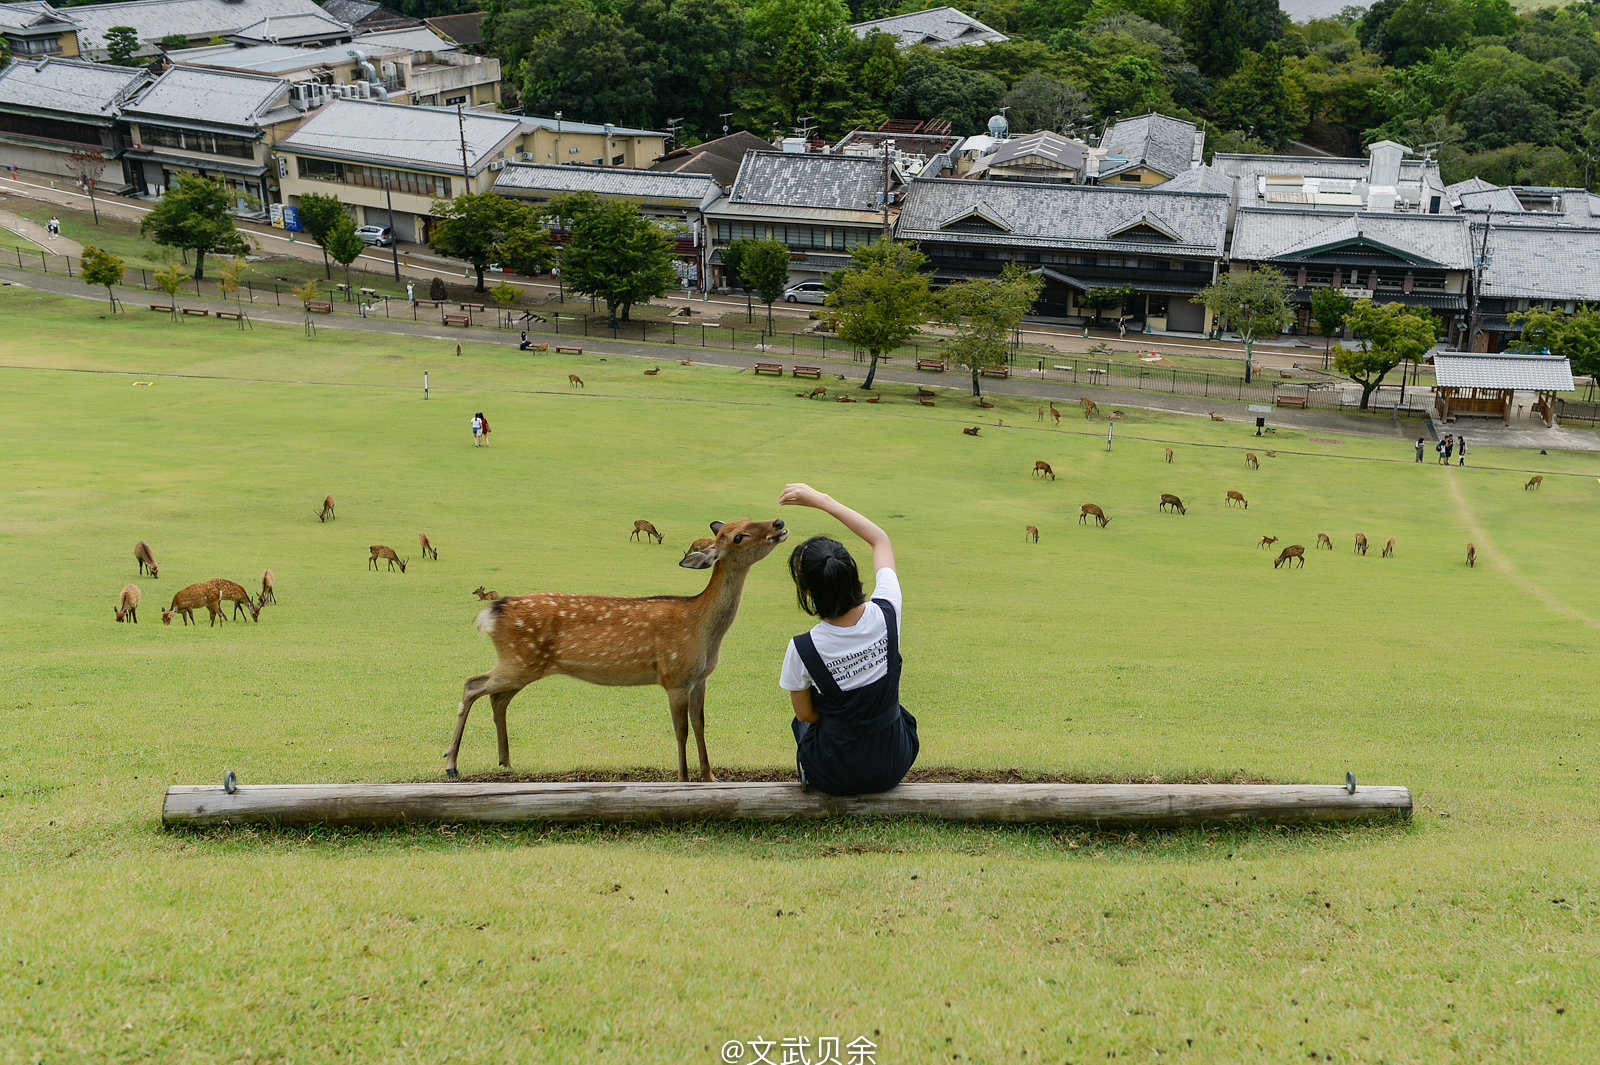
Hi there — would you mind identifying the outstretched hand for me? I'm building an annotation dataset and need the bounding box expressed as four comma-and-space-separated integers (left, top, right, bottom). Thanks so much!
778, 483, 831, 509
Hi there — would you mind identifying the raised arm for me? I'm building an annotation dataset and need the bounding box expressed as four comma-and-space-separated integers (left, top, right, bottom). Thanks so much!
777, 484, 895, 573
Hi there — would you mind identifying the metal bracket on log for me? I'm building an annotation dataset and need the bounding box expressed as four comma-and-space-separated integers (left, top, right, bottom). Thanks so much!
162, 781, 1413, 829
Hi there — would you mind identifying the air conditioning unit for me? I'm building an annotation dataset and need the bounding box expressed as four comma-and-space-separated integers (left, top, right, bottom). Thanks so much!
517, 152, 533, 162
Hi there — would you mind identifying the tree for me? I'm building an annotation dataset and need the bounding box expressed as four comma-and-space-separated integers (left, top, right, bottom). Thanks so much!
104, 26, 140, 65
65, 148, 107, 225
79, 244, 124, 313
890, 53, 1006, 137
217, 254, 248, 326
294, 193, 348, 280
1194, 268, 1292, 383
1080, 286, 1133, 328
1209, 42, 1300, 150
559, 200, 677, 326
737, 0, 856, 135
521, 11, 660, 128
152, 260, 189, 322
292, 280, 325, 334
1459, 85, 1559, 152
999, 72, 1091, 135
159, 32, 190, 51
727, 239, 791, 331
1510, 305, 1600, 391
138, 174, 249, 281
427, 192, 546, 293
1336, 300, 1438, 408
325, 213, 366, 300
935, 265, 1043, 397
491, 280, 521, 325
1184, 0, 1250, 79
1310, 286, 1354, 364
826, 238, 930, 390
1379, 0, 1470, 67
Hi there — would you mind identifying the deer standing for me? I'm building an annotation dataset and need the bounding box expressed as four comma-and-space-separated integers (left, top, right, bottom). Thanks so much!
1246, 452, 1259, 469
1159, 494, 1186, 514
1225, 491, 1248, 508
1258, 536, 1278, 549
164, 582, 224, 626
568, 374, 584, 388
1467, 543, 1476, 567
1164, 447, 1173, 463
1033, 460, 1056, 480
1037, 405, 1046, 422
1049, 403, 1061, 425
260, 569, 276, 604
134, 540, 159, 579
1079, 504, 1111, 527
210, 578, 261, 621
631, 520, 664, 544
1316, 533, 1333, 550
418, 533, 439, 561
1274, 544, 1306, 569
115, 584, 141, 623
445, 517, 789, 781
1525, 475, 1543, 490
369, 545, 408, 572
318, 495, 335, 522
1354, 533, 1368, 556
1082, 399, 1099, 419
1383, 537, 1395, 558
473, 586, 499, 601
1024, 525, 1039, 543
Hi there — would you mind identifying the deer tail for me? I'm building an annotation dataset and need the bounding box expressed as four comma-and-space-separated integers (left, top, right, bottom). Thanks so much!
475, 603, 500, 636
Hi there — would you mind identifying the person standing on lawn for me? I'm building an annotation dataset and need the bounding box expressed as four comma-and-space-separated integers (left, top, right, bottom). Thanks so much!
777, 483, 918, 795
1415, 437, 1426, 463
470, 412, 483, 447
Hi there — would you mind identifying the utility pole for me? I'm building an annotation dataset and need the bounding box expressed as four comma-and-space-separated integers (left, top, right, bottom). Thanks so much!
1467, 210, 1492, 353
383, 174, 400, 281
554, 111, 563, 164
456, 102, 471, 185
881, 138, 895, 239
719, 112, 732, 140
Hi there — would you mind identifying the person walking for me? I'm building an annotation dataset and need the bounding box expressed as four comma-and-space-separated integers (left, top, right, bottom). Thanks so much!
1415, 437, 1426, 463
777, 483, 918, 796
1458, 436, 1466, 466
478, 411, 491, 447
470, 412, 483, 447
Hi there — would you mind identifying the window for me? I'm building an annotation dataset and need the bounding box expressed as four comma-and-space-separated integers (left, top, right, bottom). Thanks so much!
1118, 173, 1143, 182
11, 36, 63, 55
140, 125, 255, 159
773, 225, 825, 248
297, 157, 450, 198
297, 156, 343, 182
716, 222, 757, 242
611, 154, 624, 165
1146, 296, 1168, 316
0, 111, 100, 145
445, 95, 467, 106
838, 228, 876, 248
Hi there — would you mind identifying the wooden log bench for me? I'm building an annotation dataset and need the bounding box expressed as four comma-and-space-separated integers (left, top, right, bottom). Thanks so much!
1275, 394, 1308, 409
555, 345, 584, 355
753, 362, 784, 376
215, 310, 243, 320
917, 358, 946, 372
792, 365, 823, 379
181, 307, 209, 317
306, 301, 333, 314
442, 312, 471, 327
149, 304, 174, 312
981, 366, 1010, 379
458, 302, 487, 312
161, 779, 1414, 828
414, 299, 442, 308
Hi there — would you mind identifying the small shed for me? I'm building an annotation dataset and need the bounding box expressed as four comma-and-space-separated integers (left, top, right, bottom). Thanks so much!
1431, 352, 1575, 426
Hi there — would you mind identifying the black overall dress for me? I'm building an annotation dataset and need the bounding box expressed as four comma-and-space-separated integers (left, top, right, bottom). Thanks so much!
789, 599, 920, 795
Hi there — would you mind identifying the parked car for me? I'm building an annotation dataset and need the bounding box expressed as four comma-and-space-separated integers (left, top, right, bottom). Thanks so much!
355, 225, 393, 247
783, 280, 828, 304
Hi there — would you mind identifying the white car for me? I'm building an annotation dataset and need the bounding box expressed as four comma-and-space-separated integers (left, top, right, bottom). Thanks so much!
783, 280, 828, 304
355, 225, 393, 247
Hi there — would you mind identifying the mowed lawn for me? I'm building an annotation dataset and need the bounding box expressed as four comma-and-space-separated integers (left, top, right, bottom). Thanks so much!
0, 288, 1596, 1064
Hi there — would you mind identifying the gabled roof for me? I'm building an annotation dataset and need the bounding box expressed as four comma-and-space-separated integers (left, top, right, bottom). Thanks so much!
1478, 224, 1600, 303
322, 0, 414, 27
939, 201, 1011, 231
62, 0, 333, 59
651, 131, 779, 187
1229, 208, 1473, 270
352, 24, 454, 51
1433, 352, 1574, 391
124, 64, 289, 130
494, 162, 720, 207
728, 151, 893, 212
0, 1, 81, 35
279, 96, 526, 173
1106, 209, 1182, 242
423, 11, 484, 47
981, 131, 1087, 171
229, 10, 352, 44
1154, 163, 1232, 196
1098, 113, 1202, 180
850, 5, 1007, 48
0, 55, 147, 119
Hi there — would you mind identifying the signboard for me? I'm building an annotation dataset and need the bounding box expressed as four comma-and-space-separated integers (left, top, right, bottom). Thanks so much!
280, 205, 301, 232
1339, 287, 1374, 299
1248, 404, 1272, 413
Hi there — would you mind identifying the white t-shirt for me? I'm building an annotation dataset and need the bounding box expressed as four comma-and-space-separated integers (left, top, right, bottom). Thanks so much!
779, 568, 901, 693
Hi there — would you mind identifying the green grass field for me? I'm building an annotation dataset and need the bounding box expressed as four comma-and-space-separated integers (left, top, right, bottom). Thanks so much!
1, 287, 1596, 1063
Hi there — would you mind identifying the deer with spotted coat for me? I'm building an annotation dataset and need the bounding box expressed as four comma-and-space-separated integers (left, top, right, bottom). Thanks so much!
444, 516, 790, 781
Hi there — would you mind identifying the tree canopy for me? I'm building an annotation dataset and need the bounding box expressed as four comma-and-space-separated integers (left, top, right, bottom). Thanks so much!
558, 198, 677, 326
138, 174, 250, 281
294, 193, 348, 279
427, 192, 548, 293
1337, 300, 1439, 408
1194, 268, 1291, 382
934, 265, 1044, 396
80, 244, 124, 313
825, 238, 930, 390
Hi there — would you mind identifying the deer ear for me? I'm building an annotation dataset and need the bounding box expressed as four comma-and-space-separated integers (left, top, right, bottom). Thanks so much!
679, 550, 715, 570
709, 521, 725, 534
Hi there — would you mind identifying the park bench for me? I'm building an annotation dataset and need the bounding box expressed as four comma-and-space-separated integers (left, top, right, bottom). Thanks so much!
916, 358, 946, 372
306, 301, 333, 314
359, 288, 376, 299
1275, 394, 1308, 409
215, 310, 243, 320
792, 365, 823, 379
149, 305, 173, 312
458, 302, 486, 312
181, 307, 209, 317
981, 366, 1010, 379
442, 313, 471, 326
555, 345, 584, 355
753, 362, 784, 376
414, 299, 442, 308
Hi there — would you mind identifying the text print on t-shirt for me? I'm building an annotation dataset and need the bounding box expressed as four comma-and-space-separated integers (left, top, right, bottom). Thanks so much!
823, 634, 888, 685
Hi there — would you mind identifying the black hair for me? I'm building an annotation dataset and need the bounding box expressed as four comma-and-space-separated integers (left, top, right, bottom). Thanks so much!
789, 535, 865, 620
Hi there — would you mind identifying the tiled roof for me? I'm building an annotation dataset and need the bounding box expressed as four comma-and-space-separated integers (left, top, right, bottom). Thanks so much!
850, 6, 1006, 48
1099, 113, 1201, 179
175, 41, 406, 75
0, 1, 80, 32
1433, 352, 1574, 391
0, 56, 147, 118
729, 151, 891, 212
980, 131, 1087, 171
650, 131, 773, 187
1229, 208, 1472, 269
229, 10, 352, 42
124, 65, 288, 129
352, 24, 453, 51
423, 12, 483, 46
322, 0, 381, 23
1444, 177, 1496, 197
495, 163, 719, 204
895, 177, 1228, 256
279, 96, 525, 172
1478, 225, 1600, 302
63, 0, 332, 58
1454, 187, 1523, 213
1155, 164, 1232, 196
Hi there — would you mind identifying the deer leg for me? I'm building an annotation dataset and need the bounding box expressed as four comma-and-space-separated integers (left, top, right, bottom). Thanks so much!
667, 688, 692, 782
490, 690, 515, 769
445, 672, 497, 778
688, 681, 715, 782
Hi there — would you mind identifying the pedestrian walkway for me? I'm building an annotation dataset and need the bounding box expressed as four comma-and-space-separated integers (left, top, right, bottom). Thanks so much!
0, 206, 82, 257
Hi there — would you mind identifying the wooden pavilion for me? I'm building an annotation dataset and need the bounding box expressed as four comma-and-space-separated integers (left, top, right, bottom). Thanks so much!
1431, 352, 1575, 427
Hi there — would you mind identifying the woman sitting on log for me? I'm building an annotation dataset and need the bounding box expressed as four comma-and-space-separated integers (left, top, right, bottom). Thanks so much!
777, 483, 919, 795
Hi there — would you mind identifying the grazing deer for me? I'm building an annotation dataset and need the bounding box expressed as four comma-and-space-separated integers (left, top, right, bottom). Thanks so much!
164, 582, 224, 626
962, 426, 981, 436
115, 584, 140, 623
1274, 544, 1306, 569
643, 368, 659, 376
445, 517, 790, 781
1316, 533, 1333, 550
1024, 525, 1039, 543
369, 545, 408, 572
1079, 504, 1111, 527
1049, 403, 1061, 425
568, 374, 584, 388
1383, 537, 1395, 557
1209, 413, 1226, 422
317, 495, 335, 522
1258, 536, 1278, 548
134, 540, 159, 579
631, 520, 664, 544
1354, 533, 1368, 556
473, 586, 499, 601
1032, 460, 1056, 480
211, 578, 261, 621
1159, 494, 1186, 515
807, 386, 827, 399
1082, 399, 1099, 419
260, 569, 276, 604
1225, 491, 1248, 508
1246, 452, 1259, 469
1164, 447, 1173, 463
1467, 543, 1476, 567
418, 533, 439, 561
1525, 475, 1543, 490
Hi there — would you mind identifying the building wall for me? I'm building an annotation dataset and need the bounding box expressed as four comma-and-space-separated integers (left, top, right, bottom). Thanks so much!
1101, 167, 1167, 186
518, 128, 667, 169
0, 141, 85, 178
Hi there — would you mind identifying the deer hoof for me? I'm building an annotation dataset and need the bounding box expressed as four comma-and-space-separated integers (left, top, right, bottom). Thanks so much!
445, 767, 459, 780
1345, 771, 1356, 794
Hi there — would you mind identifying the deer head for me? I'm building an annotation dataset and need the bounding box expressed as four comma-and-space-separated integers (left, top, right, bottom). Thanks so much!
161, 609, 173, 626
114, 607, 126, 622
397, 558, 408, 573
679, 518, 788, 570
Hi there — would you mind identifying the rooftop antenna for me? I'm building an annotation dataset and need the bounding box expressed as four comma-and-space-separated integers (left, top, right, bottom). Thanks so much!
719, 112, 733, 139
1416, 141, 1444, 165
794, 115, 817, 140
554, 109, 562, 162
665, 116, 684, 146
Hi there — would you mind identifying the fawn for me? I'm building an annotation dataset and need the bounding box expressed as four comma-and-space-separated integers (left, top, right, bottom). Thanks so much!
134, 540, 159, 579
631, 520, 664, 544
369, 546, 408, 572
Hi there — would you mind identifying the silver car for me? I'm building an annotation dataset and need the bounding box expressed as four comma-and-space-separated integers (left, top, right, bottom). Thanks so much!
783, 280, 828, 304
355, 225, 393, 247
